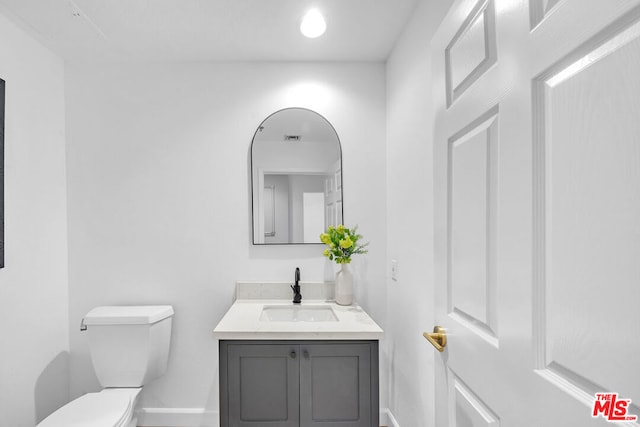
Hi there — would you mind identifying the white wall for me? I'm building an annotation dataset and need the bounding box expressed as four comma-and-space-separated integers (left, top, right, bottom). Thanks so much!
65, 62, 387, 424
254, 140, 339, 172
0, 11, 69, 427
385, 0, 453, 426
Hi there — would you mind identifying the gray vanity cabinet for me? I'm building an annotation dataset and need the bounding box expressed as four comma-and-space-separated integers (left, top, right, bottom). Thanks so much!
219, 340, 379, 427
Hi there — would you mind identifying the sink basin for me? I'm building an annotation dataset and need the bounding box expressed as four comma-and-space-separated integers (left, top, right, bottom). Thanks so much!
260, 305, 338, 322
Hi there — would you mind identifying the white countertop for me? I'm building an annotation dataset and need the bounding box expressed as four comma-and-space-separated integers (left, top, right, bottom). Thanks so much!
213, 298, 384, 341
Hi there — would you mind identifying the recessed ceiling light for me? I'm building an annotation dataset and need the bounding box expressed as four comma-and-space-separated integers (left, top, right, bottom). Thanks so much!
300, 9, 326, 38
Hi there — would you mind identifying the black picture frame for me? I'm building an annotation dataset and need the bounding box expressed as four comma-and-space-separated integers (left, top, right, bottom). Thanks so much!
1, 78, 4, 268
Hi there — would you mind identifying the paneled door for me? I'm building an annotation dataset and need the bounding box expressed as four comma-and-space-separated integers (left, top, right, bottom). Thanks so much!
432, 0, 640, 426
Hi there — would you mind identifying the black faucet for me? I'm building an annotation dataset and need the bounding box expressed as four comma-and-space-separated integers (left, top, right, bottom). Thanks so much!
291, 267, 302, 304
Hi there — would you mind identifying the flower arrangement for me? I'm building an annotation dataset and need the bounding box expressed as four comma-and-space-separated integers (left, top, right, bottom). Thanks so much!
320, 224, 369, 264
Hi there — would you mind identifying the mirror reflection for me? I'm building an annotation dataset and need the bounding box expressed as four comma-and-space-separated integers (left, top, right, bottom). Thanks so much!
251, 108, 343, 244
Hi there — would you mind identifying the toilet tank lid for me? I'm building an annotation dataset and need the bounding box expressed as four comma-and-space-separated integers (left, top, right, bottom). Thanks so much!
84, 305, 174, 325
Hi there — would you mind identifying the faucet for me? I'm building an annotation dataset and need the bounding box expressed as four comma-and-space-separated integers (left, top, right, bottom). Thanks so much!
291, 267, 302, 304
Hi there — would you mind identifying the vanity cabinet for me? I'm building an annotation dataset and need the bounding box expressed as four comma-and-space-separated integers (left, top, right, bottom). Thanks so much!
219, 340, 379, 427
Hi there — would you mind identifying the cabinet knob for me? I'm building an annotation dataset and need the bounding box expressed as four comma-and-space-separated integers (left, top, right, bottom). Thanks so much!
290, 350, 297, 359
303, 350, 309, 359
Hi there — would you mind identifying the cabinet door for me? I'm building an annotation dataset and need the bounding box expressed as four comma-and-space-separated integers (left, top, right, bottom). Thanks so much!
299, 343, 374, 427
226, 343, 300, 427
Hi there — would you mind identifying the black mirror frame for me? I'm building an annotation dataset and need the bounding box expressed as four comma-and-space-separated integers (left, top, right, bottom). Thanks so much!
250, 107, 344, 245
1, 78, 5, 268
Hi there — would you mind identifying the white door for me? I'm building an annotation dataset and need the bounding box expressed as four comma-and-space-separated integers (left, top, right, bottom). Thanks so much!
303, 192, 324, 243
432, 0, 640, 426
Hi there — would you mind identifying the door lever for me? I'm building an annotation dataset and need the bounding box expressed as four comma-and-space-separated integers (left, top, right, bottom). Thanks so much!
423, 326, 447, 352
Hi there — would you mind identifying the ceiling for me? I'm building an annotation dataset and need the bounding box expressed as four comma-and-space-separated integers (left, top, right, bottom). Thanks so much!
0, 0, 419, 62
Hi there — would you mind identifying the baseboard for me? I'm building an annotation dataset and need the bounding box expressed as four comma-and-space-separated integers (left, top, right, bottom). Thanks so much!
138, 407, 397, 427
136, 408, 219, 427
380, 408, 401, 427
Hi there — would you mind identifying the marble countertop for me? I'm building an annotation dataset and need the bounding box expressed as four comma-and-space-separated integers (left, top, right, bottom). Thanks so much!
213, 282, 384, 340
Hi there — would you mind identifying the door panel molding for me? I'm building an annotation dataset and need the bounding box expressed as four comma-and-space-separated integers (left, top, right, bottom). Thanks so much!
445, 0, 497, 107
533, 5, 640, 412
448, 369, 500, 427
447, 105, 500, 348
529, 0, 565, 30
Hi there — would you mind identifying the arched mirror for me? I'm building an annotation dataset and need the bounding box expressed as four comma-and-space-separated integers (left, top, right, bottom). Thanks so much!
251, 108, 343, 244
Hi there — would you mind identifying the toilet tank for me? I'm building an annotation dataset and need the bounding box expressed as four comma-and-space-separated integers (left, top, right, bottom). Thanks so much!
83, 305, 174, 388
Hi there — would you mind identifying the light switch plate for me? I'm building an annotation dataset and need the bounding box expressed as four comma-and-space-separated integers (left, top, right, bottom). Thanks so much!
391, 259, 398, 281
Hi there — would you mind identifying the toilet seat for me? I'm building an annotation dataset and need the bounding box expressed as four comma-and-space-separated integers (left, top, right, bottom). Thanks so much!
38, 388, 141, 427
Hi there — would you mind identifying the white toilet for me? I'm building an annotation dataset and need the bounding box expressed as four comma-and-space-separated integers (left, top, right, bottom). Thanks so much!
38, 305, 174, 427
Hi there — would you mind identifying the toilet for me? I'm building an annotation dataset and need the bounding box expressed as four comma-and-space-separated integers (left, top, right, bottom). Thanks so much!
38, 305, 174, 427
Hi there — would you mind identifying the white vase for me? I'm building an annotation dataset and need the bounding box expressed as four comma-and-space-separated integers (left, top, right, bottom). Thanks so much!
335, 263, 354, 306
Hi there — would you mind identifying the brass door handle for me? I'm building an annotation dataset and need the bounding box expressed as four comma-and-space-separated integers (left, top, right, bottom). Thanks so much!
423, 326, 447, 352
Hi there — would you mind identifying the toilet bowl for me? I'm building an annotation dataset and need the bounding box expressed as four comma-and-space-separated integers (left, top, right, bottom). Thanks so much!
37, 305, 174, 427
38, 388, 141, 427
